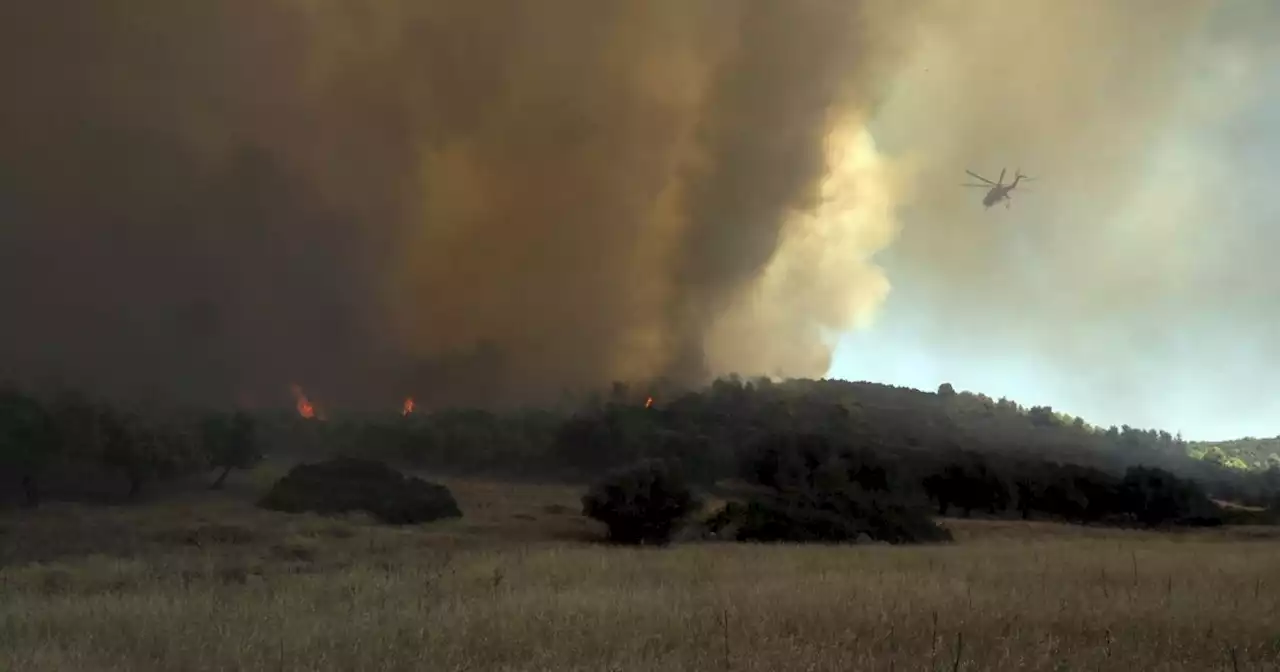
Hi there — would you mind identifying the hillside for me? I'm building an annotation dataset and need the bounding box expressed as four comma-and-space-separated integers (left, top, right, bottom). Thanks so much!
253, 376, 1280, 511
1187, 437, 1280, 471
4, 377, 1278, 510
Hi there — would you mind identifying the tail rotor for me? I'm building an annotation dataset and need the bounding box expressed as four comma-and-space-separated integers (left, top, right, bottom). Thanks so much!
1013, 168, 1035, 192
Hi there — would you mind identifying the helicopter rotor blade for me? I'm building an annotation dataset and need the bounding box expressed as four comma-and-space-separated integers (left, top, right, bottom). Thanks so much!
998, 168, 1007, 185
961, 183, 990, 188
965, 170, 996, 185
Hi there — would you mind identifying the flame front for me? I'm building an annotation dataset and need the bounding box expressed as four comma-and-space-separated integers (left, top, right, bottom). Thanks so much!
291, 384, 316, 419
402, 397, 415, 416
644, 396, 654, 409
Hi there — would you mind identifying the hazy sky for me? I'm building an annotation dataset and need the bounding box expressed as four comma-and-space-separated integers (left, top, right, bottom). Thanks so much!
830, 3, 1280, 441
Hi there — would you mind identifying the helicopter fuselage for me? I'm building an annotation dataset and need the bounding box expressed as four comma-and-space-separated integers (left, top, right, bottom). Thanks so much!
982, 188, 1008, 208
982, 176, 1023, 208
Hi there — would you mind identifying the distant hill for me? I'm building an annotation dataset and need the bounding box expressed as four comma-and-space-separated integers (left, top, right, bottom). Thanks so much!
1186, 437, 1280, 472
809, 379, 1193, 473
279, 376, 1264, 490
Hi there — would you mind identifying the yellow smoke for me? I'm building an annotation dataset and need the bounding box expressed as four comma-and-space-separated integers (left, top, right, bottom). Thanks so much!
705, 121, 904, 378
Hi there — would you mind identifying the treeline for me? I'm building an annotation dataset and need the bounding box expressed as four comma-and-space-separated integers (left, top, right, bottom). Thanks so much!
743, 433, 1222, 527
0, 389, 261, 506
4, 377, 1280, 520
584, 431, 1226, 548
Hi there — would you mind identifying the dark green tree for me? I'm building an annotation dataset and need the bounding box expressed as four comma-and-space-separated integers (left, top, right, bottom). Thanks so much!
1120, 466, 1216, 526
922, 453, 1010, 518
202, 411, 261, 489
99, 408, 202, 498
0, 389, 57, 507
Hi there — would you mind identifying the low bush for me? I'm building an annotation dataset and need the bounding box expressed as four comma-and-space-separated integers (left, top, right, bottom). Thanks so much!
582, 459, 701, 545
709, 490, 952, 545
730, 433, 951, 545
259, 456, 461, 525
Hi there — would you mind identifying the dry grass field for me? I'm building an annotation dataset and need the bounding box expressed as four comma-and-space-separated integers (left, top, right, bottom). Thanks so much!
3, 465, 1280, 671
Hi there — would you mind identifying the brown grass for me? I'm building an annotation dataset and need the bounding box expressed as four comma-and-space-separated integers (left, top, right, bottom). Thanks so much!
3, 469, 1280, 671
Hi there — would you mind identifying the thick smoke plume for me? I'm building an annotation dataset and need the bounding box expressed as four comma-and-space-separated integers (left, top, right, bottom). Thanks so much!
0, 0, 911, 410
3, 1, 1257, 417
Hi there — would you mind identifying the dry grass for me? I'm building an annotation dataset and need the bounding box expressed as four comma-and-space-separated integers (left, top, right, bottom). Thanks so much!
3, 470, 1280, 671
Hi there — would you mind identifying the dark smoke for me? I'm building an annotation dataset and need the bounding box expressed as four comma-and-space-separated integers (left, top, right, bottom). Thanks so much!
0, 0, 908, 410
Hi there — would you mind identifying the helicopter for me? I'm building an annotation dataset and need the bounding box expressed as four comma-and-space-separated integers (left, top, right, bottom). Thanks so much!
961, 167, 1033, 209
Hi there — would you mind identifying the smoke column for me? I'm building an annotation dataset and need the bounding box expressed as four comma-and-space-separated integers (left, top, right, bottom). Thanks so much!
3, 0, 1260, 417
0, 0, 912, 409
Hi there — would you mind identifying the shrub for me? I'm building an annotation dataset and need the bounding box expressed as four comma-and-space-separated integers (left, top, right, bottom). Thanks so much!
1201, 446, 1228, 465
732, 433, 950, 545
259, 456, 461, 525
582, 459, 701, 545
1223, 457, 1250, 471
710, 490, 952, 545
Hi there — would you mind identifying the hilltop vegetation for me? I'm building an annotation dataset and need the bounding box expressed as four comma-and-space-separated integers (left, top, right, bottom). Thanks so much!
1187, 436, 1280, 472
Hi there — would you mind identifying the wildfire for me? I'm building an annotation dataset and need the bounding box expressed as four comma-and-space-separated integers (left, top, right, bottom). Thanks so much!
290, 384, 316, 420
644, 396, 654, 409
402, 397, 416, 416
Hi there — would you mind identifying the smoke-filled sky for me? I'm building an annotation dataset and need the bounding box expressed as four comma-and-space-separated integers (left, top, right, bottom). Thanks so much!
1, 1, 1278, 436
832, 1, 1280, 441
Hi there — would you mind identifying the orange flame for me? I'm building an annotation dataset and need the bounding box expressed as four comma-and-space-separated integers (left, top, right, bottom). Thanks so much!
290, 384, 316, 420
402, 397, 415, 416
644, 396, 654, 409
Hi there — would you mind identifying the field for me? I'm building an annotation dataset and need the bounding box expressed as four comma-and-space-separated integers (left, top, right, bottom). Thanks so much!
3, 465, 1280, 671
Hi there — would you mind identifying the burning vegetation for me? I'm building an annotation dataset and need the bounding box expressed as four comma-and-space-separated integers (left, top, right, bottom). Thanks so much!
291, 385, 317, 421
